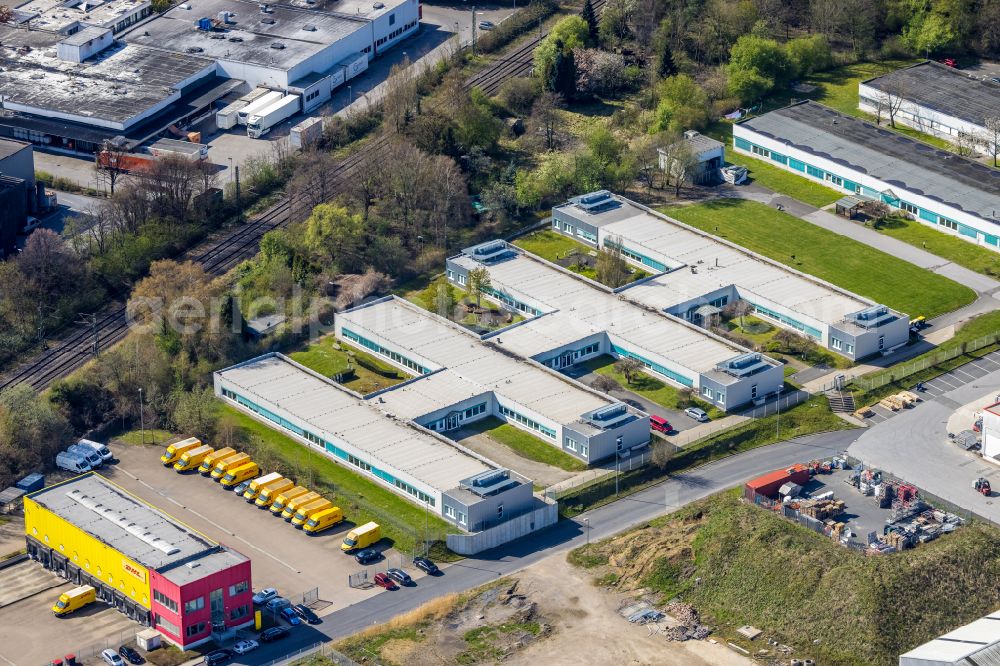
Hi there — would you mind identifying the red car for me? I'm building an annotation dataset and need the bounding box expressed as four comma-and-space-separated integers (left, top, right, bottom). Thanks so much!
373, 573, 398, 590
650, 415, 672, 434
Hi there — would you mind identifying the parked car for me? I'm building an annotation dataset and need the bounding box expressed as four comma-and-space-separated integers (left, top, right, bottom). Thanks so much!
118, 646, 144, 664
412, 556, 440, 576
373, 572, 398, 590
233, 479, 253, 495
266, 596, 291, 611
387, 568, 413, 586
355, 548, 381, 565
294, 603, 322, 624
252, 587, 278, 605
684, 407, 709, 422
649, 415, 672, 434
478, 20, 495, 30
260, 626, 290, 643
204, 649, 232, 666
101, 649, 125, 666
232, 640, 259, 655
280, 606, 301, 625
23, 217, 42, 233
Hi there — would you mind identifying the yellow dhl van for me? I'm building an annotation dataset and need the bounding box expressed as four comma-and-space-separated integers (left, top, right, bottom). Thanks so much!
242, 472, 284, 502
303, 506, 344, 534
291, 498, 333, 527
160, 437, 201, 466
281, 491, 321, 520
269, 486, 310, 515
173, 445, 214, 472
210, 452, 251, 480
220, 461, 260, 488
255, 478, 295, 509
52, 585, 96, 616
199, 447, 237, 474
341, 521, 381, 552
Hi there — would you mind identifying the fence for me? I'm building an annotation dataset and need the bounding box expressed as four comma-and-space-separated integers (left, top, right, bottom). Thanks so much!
49, 626, 142, 666
851, 332, 1000, 393
667, 390, 811, 448
745, 486, 865, 550
255, 641, 361, 666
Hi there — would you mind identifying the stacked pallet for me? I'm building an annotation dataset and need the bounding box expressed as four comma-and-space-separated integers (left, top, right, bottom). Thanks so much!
883, 531, 909, 550
798, 498, 845, 520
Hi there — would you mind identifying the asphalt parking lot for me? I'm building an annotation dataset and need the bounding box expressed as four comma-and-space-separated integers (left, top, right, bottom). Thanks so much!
798, 468, 894, 542
103, 442, 435, 614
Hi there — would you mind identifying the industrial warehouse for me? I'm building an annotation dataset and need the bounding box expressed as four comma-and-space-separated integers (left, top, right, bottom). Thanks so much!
0, 0, 419, 151
733, 101, 1000, 251
24, 474, 253, 649
858, 60, 1000, 155
214, 353, 554, 552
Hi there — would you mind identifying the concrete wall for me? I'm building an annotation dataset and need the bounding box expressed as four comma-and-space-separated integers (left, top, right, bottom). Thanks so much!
850, 316, 911, 359
582, 414, 651, 463
446, 500, 559, 555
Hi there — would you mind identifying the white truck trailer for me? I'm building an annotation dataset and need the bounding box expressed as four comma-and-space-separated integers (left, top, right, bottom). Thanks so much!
216, 100, 248, 130
149, 138, 207, 161
289, 116, 324, 150
237, 90, 284, 126
247, 94, 301, 138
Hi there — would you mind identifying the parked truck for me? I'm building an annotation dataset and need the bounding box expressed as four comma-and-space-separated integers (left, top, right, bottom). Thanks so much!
281, 491, 321, 520
52, 585, 96, 616
96, 150, 158, 174
269, 486, 309, 515
211, 452, 251, 480
247, 94, 301, 138
303, 506, 343, 535
56, 451, 91, 474
255, 477, 295, 509
243, 472, 284, 502
221, 461, 260, 488
237, 90, 284, 126
341, 521, 380, 552
161, 437, 202, 466
174, 445, 214, 472
149, 138, 207, 161
199, 447, 237, 475
291, 498, 333, 527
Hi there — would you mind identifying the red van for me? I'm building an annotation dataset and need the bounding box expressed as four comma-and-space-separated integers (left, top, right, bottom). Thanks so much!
650, 415, 672, 433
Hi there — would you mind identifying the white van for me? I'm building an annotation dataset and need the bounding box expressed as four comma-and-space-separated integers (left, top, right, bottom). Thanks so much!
78, 439, 113, 463
67, 444, 103, 468
56, 451, 91, 473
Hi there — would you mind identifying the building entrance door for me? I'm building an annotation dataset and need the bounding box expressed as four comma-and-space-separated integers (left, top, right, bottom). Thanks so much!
210, 588, 224, 626
445, 412, 461, 431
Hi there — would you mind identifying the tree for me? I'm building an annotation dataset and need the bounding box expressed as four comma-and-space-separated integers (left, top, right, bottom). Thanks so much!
591, 374, 620, 394
954, 130, 980, 157
95, 140, 129, 195
598, 0, 637, 47
549, 44, 577, 99
785, 35, 832, 78
382, 56, 419, 131
659, 139, 698, 197
529, 91, 563, 151
650, 74, 711, 134
582, 0, 599, 41
650, 19, 677, 80
614, 356, 642, 385
575, 49, 627, 96
17, 229, 82, 297
873, 78, 907, 128
302, 203, 366, 272
497, 77, 541, 116
171, 386, 218, 440
597, 236, 630, 287
860, 200, 891, 227
466, 267, 492, 308
287, 152, 341, 215
722, 299, 753, 329
434, 280, 455, 317
903, 9, 955, 57
0, 385, 73, 487
533, 16, 589, 84
651, 437, 674, 470
726, 35, 793, 103
982, 116, 1000, 167
127, 260, 221, 351
0, 5, 13, 23
454, 89, 503, 151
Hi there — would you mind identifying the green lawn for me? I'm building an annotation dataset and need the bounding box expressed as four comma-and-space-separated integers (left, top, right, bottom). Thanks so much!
514, 230, 650, 286
405, 278, 524, 329
581, 355, 724, 420
725, 315, 779, 347
469, 416, 587, 472
875, 216, 1000, 278
664, 199, 975, 319
220, 405, 457, 556
289, 336, 408, 394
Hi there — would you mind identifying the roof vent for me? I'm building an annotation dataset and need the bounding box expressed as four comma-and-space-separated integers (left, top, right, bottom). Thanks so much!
228, 36, 242, 41
261, 16, 275, 23
185, 561, 201, 569
270, 41, 285, 49
373, 1, 384, 7
186, 46, 203, 53
302, 23, 315, 30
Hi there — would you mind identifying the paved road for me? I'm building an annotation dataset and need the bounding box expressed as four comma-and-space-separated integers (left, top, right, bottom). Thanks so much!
226, 428, 857, 664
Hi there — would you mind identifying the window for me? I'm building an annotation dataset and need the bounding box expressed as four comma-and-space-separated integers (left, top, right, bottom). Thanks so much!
806, 165, 824, 179
444, 505, 456, 519
154, 590, 178, 613
734, 137, 751, 150
457, 274, 466, 285
702, 386, 714, 399
751, 384, 758, 399
845, 343, 854, 354
751, 144, 770, 158
552, 219, 559, 229
900, 202, 918, 215
498, 405, 556, 438
463, 403, 486, 419
938, 216, 958, 231
580, 443, 589, 457
788, 158, 805, 172
831, 337, 843, 351
447, 269, 454, 280
230, 604, 250, 621
156, 615, 180, 636
184, 597, 204, 613
229, 581, 248, 597
824, 173, 843, 187
389, 13, 395, 24
458, 511, 466, 525
878, 335, 885, 350
565, 437, 578, 452
185, 622, 206, 638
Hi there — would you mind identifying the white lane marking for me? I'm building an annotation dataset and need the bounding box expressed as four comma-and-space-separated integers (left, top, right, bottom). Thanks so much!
0, 651, 17, 666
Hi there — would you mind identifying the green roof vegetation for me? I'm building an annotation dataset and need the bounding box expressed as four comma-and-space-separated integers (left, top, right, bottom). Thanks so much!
289, 337, 408, 394
468, 416, 587, 472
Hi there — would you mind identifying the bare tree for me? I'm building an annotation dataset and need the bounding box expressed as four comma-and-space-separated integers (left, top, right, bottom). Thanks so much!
288, 152, 341, 214
0, 6, 14, 24
875, 80, 907, 128
722, 299, 753, 329
382, 57, 419, 132
94, 140, 130, 195
955, 130, 980, 157
614, 356, 643, 385
591, 374, 620, 394
529, 91, 563, 152
597, 236, 630, 288
660, 139, 698, 198
981, 116, 1000, 167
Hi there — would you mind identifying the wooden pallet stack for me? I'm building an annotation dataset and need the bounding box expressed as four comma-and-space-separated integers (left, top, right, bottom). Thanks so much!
798, 498, 845, 520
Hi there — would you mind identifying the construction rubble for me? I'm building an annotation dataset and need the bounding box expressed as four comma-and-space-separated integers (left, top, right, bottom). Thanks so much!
617, 599, 711, 641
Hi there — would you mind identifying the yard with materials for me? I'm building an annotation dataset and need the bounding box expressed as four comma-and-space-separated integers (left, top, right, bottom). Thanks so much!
464, 416, 587, 472
664, 199, 976, 319
289, 335, 409, 394
580, 356, 723, 420
874, 216, 1000, 278
219, 405, 458, 556
568, 488, 1000, 665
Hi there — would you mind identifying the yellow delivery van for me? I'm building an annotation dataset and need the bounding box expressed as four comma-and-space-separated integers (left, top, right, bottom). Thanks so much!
341, 521, 381, 552
160, 437, 201, 466
52, 585, 96, 616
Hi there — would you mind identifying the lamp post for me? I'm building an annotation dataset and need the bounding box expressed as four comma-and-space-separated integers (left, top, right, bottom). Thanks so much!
138, 388, 145, 446
348, 85, 352, 105
584, 517, 590, 545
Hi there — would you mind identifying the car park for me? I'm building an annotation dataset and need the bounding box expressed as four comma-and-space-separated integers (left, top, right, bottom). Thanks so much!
252, 587, 278, 605
232, 640, 259, 655
413, 556, 440, 575
355, 548, 381, 565
373, 572, 398, 590
294, 604, 322, 624
684, 407, 709, 422
266, 596, 291, 611
102, 649, 125, 666
387, 568, 413, 586
260, 626, 290, 643
118, 646, 144, 664
280, 606, 301, 625
204, 650, 232, 665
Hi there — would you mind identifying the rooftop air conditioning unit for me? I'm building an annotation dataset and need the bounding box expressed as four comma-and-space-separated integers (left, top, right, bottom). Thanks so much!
270, 41, 284, 49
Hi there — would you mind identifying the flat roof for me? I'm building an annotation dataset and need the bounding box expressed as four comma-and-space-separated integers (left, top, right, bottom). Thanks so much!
278, 0, 409, 18
0, 138, 31, 161
337, 297, 618, 424
26, 474, 234, 572
863, 60, 1000, 128
901, 610, 1000, 662
737, 101, 1000, 223
129, 0, 367, 71
216, 354, 496, 493
13, 0, 149, 33
59, 25, 111, 46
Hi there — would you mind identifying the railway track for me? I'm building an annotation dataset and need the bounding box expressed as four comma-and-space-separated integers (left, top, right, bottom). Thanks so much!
0, 3, 599, 392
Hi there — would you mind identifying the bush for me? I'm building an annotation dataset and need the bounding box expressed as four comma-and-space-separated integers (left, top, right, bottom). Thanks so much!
496, 77, 541, 115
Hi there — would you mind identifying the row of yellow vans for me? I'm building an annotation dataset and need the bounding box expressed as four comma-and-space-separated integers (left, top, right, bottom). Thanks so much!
160, 439, 260, 487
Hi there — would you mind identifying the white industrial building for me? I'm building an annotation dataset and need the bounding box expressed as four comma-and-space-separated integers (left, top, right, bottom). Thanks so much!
657, 130, 725, 185
980, 402, 1000, 462
214, 353, 553, 552
734, 101, 1000, 252
899, 609, 1000, 665
859, 61, 1000, 156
